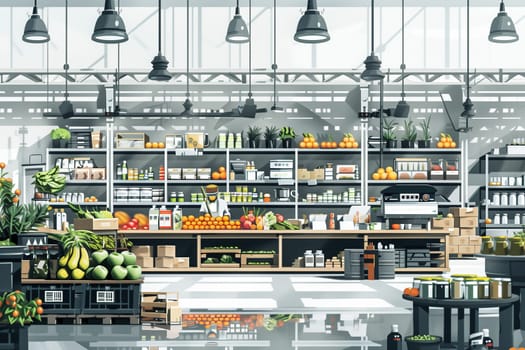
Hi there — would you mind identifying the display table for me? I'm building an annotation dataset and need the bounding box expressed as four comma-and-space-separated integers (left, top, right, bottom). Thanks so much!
402, 294, 518, 350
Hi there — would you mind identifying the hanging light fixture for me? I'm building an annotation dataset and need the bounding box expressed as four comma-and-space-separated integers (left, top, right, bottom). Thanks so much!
148, 0, 172, 81
241, 0, 257, 117
182, 0, 193, 115
59, 0, 73, 118
92, 0, 128, 44
361, 0, 384, 81
489, 0, 519, 43
294, 0, 330, 43
393, 0, 409, 118
22, 0, 50, 43
461, 0, 475, 118
271, 0, 283, 111
226, 0, 249, 43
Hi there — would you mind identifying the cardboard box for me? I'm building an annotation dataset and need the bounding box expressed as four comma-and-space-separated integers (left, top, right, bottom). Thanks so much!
460, 228, 477, 236
449, 236, 459, 246
169, 306, 182, 324
157, 245, 176, 257
74, 218, 119, 231
447, 227, 460, 236
132, 245, 152, 257
90, 168, 106, 180
458, 236, 470, 246
21, 259, 30, 279
115, 132, 149, 149
310, 168, 324, 180
449, 207, 479, 218
136, 256, 154, 268
448, 245, 459, 254
454, 217, 478, 228
469, 236, 482, 245
459, 245, 476, 255
155, 257, 175, 268
174, 257, 190, 268
432, 217, 454, 229
298, 168, 310, 180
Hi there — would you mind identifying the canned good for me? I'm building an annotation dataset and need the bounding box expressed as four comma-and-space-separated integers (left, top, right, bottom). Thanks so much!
178, 191, 185, 202
477, 279, 490, 299
128, 187, 140, 201
501, 192, 509, 206
450, 278, 465, 299
501, 278, 512, 298
464, 280, 478, 299
495, 236, 508, 255
170, 191, 178, 202
492, 192, 501, 206
510, 192, 517, 206
490, 278, 502, 299
420, 280, 434, 298
140, 187, 153, 202
433, 281, 449, 299
115, 188, 128, 202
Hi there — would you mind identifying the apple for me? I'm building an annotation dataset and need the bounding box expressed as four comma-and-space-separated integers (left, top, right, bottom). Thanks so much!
122, 224, 129, 230
111, 265, 128, 280
107, 252, 124, 267
92, 265, 109, 280
447, 213, 454, 218
92, 249, 109, 265
126, 265, 142, 280
128, 221, 137, 228
121, 251, 137, 266
431, 165, 442, 171
447, 165, 457, 171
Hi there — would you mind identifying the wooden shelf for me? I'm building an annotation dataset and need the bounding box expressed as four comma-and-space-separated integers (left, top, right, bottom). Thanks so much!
201, 248, 241, 254
22, 279, 143, 284
200, 263, 240, 268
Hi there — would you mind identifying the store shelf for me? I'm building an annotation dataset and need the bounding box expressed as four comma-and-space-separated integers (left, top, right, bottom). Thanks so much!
113, 201, 173, 207
484, 224, 525, 229
65, 180, 107, 185
229, 180, 293, 185
298, 180, 361, 185
45, 201, 108, 206
487, 186, 525, 190
48, 148, 107, 154
114, 148, 166, 154
395, 267, 448, 272
297, 148, 361, 154
167, 180, 226, 184
113, 180, 165, 185
368, 180, 461, 185
369, 148, 461, 154
228, 202, 295, 207
299, 202, 360, 207
483, 205, 525, 210
229, 148, 296, 154
487, 154, 525, 159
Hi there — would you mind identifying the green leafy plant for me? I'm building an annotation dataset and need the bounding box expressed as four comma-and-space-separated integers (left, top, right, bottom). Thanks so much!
0, 163, 49, 245
402, 120, 417, 142
0, 290, 44, 326
383, 119, 398, 141
50, 128, 71, 141
419, 116, 432, 141
279, 126, 296, 140
247, 126, 262, 141
264, 126, 279, 141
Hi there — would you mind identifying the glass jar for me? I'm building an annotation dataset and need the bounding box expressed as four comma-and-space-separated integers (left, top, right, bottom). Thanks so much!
515, 213, 522, 225
522, 213, 525, 225
170, 191, 178, 202
502, 213, 508, 225
509, 236, 524, 255
177, 191, 185, 202
464, 280, 478, 299
490, 279, 502, 299
501, 192, 509, 206
477, 278, 490, 299
519, 192, 525, 206
492, 192, 501, 206
495, 236, 509, 255
501, 278, 512, 298
450, 278, 465, 299
510, 192, 518, 206
433, 281, 450, 299
493, 213, 501, 225
481, 236, 494, 255
419, 280, 434, 298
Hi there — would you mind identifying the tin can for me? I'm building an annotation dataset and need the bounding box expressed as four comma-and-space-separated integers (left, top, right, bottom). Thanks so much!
464, 280, 478, 299
170, 192, 178, 202
501, 278, 512, 298
420, 280, 434, 298
128, 187, 140, 202
140, 187, 153, 202
450, 278, 465, 299
115, 188, 128, 202
490, 279, 502, 299
477, 279, 490, 299
178, 191, 185, 202
433, 281, 450, 299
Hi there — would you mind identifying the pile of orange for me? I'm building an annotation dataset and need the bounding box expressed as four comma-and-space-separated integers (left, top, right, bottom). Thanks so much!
182, 213, 241, 230
338, 133, 359, 148
145, 142, 166, 149
183, 313, 241, 330
299, 133, 319, 148
403, 287, 419, 297
436, 133, 457, 148
321, 141, 339, 149
211, 166, 227, 180
371, 166, 397, 180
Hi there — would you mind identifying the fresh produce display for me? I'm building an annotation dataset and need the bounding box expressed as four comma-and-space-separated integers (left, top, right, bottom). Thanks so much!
371, 166, 398, 180
67, 202, 113, 219
145, 141, 166, 149
263, 314, 302, 331
203, 246, 240, 250
182, 313, 243, 330
320, 137, 339, 149
220, 254, 234, 263
203, 257, 219, 264
338, 133, 359, 149
88, 250, 142, 280
32, 166, 66, 194
116, 211, 149, 230
298, 133, 319, 148
406, 335, 439, 341
182, 314, 300, 332
402, 287, 420, 297
0, 290, 44, 326
182, 213, 241, 230
240, 208, 263, 230
264, 211, 300, 230
436, 133, 457, 148
211, 166, 227, 180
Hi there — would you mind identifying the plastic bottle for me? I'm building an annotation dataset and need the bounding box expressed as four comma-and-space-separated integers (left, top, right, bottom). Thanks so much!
482, 329, 493, 349
53, 209, 61, 231
387, 324, 402, 350
122, 160, 128, 180
116, 163, 122, 180
173, 206, 183, 230
148, 205, 159, 231
60, 209, 68, 230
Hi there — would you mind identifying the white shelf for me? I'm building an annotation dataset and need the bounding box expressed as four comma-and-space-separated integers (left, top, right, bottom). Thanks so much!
48, 148, 107, 154
114, 180, 165, 185
369, 148, 461, 154
368, 180, 461, 185
488, 186, 525, 190
65, 180, 107, 185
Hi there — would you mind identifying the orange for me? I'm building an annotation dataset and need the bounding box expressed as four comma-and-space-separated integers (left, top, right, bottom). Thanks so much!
14, 189, 21, 196
385, 166, 393, 173
35, 298, 43, 306
12, 310, 19, 318
12, 197, 19, 203
331, 142, 337, 148
339, 142, 346, 148
388, 172, 397, 180
312, 142, 319, 148
306, 142, 313, 148
451, 141, 457, 148
377, 168, 385, 174
343, 137, 349, 143
485, 218, 492, 224
372, 173, 380, 180
321, 142, 327, 148
352, 142, 359, 148
299, 141, 306, 148
220, 172, 226, 180
158, 142, 165, 148
204, 213, 211, 218
222, 215, 229, 222
440, 137, 447, 143
437, 142, 444, 148
145, 142, 152, 148
380, 173, 388, 180
182, 215, 188, 222
188, 215, 195, 221
36, 306, 44, 315
0, 162, 5, 169
218, 166, 226, 173
152, 142, 159, 148
212, 172, 220, 180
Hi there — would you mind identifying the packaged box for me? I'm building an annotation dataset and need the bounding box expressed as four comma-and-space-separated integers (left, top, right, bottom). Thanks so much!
310, 168, 324, 180
155, 257, 175, 268
74, 168, 91, 180
74, 218, 119, 231
168, 168, 182, 180
90, 168, 106, 180
197, 168, 211, 180
432, 217, 454, 229
298, 169, 310, 180
115, 132, 149, 149
449, 236, 459, 246
174, 257, 190, 268
458, 236, 470, 246
449, 207, 479, 218
21, 260, 30, 279
136, 256, 154, 268
454, 217, 478, 228
447, 227, 460, 236
460, 227, 477, 236
448, 245, 459, 254
182, 168, 197, 180
459, 245, 476, 255
469, 236, 482, 245
132, 245, 152, 257
157, 245, 176, 257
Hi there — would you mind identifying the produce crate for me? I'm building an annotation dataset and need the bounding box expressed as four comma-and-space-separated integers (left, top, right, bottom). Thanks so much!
141, 291, 181, 325
74, 218, 119, 231
240, 254, 278, 267
83, 283, 140, 315
22, 284, 84, 314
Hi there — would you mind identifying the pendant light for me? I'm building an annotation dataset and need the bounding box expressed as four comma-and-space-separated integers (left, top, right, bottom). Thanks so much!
489, 0, 519, 43
226, 0, 249, 43
461, 0, 475, 119
22, 0, 50, 43
59, 0, 73, 119
361, 0, 384, 81
393, 0, 409, 118
294, 0, 330, 44
271, 0, 283, 111
92, 0, 128, 44
182, 0, 193, 115
241, 0, 257, 117
148, 0, 172, 81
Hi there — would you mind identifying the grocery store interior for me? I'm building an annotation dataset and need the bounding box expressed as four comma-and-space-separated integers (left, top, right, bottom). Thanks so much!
1, 0, 525, 349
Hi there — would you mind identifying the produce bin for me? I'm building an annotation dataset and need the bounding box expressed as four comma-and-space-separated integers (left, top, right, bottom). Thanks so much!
22, 284, 83, 315
83, 283, 140, 315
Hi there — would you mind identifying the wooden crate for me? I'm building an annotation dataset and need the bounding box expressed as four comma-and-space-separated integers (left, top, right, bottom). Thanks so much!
240, 254, 278, 267
141, 292, 181, 325
200, 263, 240, 268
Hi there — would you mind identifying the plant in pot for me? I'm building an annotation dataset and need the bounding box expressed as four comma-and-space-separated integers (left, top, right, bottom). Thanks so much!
401, 120, 417, 148
264, 126, 279, 148
383, 119, 398, 148
405, 334, 442, 350
279, 126, 296, 148
0, 163, 49, 247
418, 116, 432, 148
50, 127, 71, 148
247, 126, 262, 148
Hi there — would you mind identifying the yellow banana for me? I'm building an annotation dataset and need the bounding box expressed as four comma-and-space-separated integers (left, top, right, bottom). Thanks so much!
79, 247, 90, 271
67, 246, 80, 271
58, 249, 71, 267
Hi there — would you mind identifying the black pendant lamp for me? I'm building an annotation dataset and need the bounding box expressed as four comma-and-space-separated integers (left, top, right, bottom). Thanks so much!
148, 0, 172, 81
241, 0, 257, 117
393, 0, 409, 118
461, 0, 475, 118
361, 0, 384, 81
294, 0, 330, 44
59, 0, 73, 118
22, 0, 50, 43
489, 0, 519, 43
226, 0, 249, 43
92, 0, 128, 44
271, 0, 283, 111
182, 0, 193, 114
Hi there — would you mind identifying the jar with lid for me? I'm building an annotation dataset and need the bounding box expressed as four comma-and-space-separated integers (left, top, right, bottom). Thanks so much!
477, 278, 490, 299
170, 191, 178, 202
177, 191, 185, 202
492, 192, 501, 206
501, 192, 509, 206
419, 280, 433, 298
433, 281, 450, 299
495, 236, 508, 255
509, 236, 524, 255
510, 192, 518, 206
481, 236, 494, 255
515, 213, 521, 225
464, 280, 478, 299
493, 213, 501, 225
502, 213, 508, 224
450, 278, 465, 299
519, 192, 525, 206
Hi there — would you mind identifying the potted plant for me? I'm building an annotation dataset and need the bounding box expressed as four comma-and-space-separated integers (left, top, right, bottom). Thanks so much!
383, 119, 398, 148
50, 127, 71, 148
418, 116, 432, 148
401, 120, 417, 148
405, 335, 442, 350
247, 126, 262, 148
279, 126, 296, 148
264, 126, 279, 148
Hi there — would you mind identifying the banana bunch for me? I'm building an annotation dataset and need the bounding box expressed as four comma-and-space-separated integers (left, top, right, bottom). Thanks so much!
67, 202, 113, 219
33, 166, 66, 194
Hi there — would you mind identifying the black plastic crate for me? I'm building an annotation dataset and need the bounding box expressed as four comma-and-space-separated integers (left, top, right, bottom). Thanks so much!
83, 284, 140, 315
0, 325, 28, 350
23, 284, 84, 315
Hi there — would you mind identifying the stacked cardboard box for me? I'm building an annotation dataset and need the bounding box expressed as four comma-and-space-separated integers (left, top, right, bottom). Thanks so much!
155, 245, 176, 268
448, 207, 480, 255
141, 292, 182, 324
132, 245, 154, 268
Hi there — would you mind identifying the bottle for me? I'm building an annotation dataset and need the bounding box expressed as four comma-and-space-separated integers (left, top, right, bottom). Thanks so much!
387, 324, 402, 350
173, 206, 183, 230
60, 209, 68, 230
482, 329, 493, 349
148, 206, 160, 231
252, 188, 258, 202
122, 160, 128, 180
116, 163, 122, 180
139, 169, 145, 180
149, 166, 155, 180
53, 209, 61, 231
328, 212, 335, 229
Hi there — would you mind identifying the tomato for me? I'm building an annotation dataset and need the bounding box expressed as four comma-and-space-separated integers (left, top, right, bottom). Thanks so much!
403, 287, 410, 295
127, 221, 137, 228
143, 225, 149, 230
131, 218, 139, 224
122, 224, 129, 230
